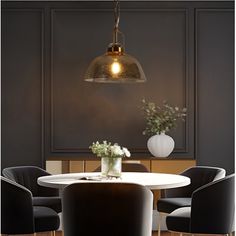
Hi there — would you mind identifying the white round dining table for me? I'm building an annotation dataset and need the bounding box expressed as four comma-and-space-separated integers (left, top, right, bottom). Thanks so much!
38, 172, 190, 190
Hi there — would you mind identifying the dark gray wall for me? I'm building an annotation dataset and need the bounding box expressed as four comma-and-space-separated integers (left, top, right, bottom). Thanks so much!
2, 9, 44, 168
1, 1, 234, 174
196, 9, 234, 173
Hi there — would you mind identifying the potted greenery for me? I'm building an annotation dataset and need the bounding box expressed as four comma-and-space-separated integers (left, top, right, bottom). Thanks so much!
90, 141, 131, 178
141, 99, 187, 157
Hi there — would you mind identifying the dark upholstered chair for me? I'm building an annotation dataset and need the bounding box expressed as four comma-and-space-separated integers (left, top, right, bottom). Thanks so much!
1, 176, 60, 235
2, 166, 61, 213
166, 174, 235, 235
157, 166, 226, 236
62, 183, 153, 236
94, 162, 149, 172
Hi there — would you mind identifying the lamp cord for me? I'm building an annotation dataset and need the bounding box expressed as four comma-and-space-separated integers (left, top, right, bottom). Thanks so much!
114, 0, 120, 31
113, 0, 125, 49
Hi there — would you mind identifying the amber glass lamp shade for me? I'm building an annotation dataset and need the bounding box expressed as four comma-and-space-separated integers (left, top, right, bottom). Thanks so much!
84, 44, 146, 83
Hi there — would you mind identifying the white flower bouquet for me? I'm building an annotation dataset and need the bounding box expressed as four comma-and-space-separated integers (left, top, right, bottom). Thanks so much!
90, 141, 131, 158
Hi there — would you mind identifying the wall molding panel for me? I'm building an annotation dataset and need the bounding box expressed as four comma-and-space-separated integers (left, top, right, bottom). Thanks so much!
49, 8, 191, 157
2, 7, 45, 168
195, 8, 234, 173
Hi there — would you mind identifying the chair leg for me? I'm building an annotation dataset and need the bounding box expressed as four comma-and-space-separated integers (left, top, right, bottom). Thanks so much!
158, 212, 162, 236
51, 230, 56, 236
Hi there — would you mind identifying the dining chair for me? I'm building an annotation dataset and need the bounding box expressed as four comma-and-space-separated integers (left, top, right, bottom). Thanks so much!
62, 183, 153, 236
94, 162, 149, 172
2, 166, 62, 213
166, 174, 235, 235
1, 176, 60, 235
157, 166, 226, 236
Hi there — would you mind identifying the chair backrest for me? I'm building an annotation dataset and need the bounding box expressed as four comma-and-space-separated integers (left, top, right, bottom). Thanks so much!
62, 183, 153, 236
191, 174, 235, 234
94, 163, 149, 172
1, 176, 35, 234
2, 166, 59, 197
163, 166, 226, 198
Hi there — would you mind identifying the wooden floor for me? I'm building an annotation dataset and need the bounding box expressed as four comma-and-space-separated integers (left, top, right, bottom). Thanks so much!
50, 231, 172, 236
2, 230, 234, 236
25, 231, 230, 236
1, 231, 174, 236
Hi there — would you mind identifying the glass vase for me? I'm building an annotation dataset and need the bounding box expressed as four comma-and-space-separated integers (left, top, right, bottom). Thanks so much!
101, 157, 122, 178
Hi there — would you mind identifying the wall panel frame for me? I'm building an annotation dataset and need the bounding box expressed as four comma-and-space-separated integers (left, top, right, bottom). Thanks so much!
1, 7, 45, 168
48, 7, 193, 159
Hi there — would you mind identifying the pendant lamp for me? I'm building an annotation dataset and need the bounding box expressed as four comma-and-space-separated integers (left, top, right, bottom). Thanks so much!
84, 0, 147, 83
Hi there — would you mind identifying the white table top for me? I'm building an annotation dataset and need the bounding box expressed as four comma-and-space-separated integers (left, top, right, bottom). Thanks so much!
38, 172, 190, 190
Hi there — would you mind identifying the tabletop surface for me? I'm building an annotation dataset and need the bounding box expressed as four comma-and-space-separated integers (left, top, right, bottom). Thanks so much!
38, 172, 190, 190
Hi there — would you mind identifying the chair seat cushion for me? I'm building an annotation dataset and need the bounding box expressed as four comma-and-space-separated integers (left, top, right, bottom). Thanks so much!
33, 206, 60, 232
157, 197, 191, 213
166, 207, 191, 233
33, 196, 62, 213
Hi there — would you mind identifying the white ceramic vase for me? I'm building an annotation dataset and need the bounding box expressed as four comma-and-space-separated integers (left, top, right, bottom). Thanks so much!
147, 132, 175, 158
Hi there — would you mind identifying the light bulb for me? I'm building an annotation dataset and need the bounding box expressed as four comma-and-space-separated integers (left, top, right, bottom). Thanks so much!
111, 61, 121, 75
